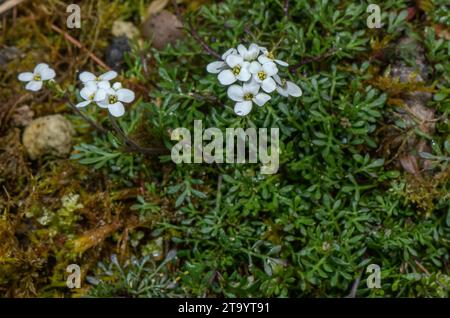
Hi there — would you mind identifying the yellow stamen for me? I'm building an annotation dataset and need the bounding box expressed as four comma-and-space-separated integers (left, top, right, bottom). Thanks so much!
258, 71, 267, 81
33, 74, 42, 81
109, 95, 118, 104
244, 93, 254, 101
232, 65, 241, 76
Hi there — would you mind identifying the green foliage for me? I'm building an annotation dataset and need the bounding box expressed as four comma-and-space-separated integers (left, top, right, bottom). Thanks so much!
68, 0, 450, 297
87, 252, 182, 297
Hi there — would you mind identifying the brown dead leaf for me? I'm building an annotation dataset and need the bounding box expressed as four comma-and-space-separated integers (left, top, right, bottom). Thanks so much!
400, 154, 420, 175
435, 24, 450, 40
145, 0, 169, 19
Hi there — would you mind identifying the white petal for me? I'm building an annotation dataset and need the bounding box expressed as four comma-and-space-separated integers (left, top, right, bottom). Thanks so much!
108, 102, 125, 117
276, 86, 289, 97
97, 81, 111, 89
253, 93, 271, 106
244, 81, 260, 95
34, 63, 50, 74
97, 100, 109, 108
252, 74, 263, 84
262, 78, 276, 93
76, 100, 91, 108
246, 43, 260, 60
18, 72, 33, 82
80, 86, 95, 100
94, 89, 107, 102
234, 101, 252, 116
218, 70, 236, 85
112, 82, 122, 90
207, 61, 226, 74
100, 71, 118, 81
227, 85, 244, 101
259, 47, 269, 54
286, 81, 302, 97
258, 55, 272, 65
80, 72, 96, 83
25, 81, 43, 92
249, 61, 262, 74
273, 74, 282, 85
221, 48, 237, 60
117, 89, 135, 103
236, 67, 251, 82
40, 67, 56, 80
85, 81, 98, 89
275, 59, 289, 67
226, 54, 243, 68
262, 62, 278, 76
237, 44, 247, 58
105, 88, 116, 95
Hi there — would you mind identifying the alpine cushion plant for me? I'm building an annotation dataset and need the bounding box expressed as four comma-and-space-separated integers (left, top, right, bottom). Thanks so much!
6, 0, 450, 299
206, 43, 302, 116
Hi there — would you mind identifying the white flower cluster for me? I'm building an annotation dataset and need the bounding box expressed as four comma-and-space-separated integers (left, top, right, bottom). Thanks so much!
76, 71, 135, 117
207, 43, 302, 116
18, 64, 136, 118
18, 63, 56, 91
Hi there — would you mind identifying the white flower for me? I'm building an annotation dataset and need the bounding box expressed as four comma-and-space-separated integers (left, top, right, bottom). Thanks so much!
206, 48, 238, 74
96, 82, 135, 117
18, 63, 56, 92
222, 48, 237, 60
273, 75, 302, 97
79, 70, 118, 87
227, 81, 271, 116
217, 54, 251, 85
75, 82, 107, 108
237, 43, 260, 61
249, 61, 278, 93
258, 47, 289, 67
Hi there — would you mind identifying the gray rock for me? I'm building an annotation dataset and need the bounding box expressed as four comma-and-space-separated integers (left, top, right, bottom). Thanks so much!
105, 36, 131, 72
22, 115, 75, 160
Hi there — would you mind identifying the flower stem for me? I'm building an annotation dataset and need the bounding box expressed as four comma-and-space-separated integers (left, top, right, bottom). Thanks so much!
64, 94, 109, 134
108, 114, 168, 156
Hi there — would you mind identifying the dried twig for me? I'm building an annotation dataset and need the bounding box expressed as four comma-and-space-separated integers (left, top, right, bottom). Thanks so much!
0, 0, 26, 15
284, 0, 290, 18
346, 276, 361, 298
289, 48, 338, 73
171, 0, 221, 59
0, 93, 31, 129
109, 114, 168, 156
51, 24, 111, 71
